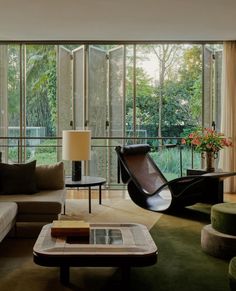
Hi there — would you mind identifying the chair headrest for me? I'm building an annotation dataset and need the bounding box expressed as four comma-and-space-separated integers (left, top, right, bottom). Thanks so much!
120, 144, 151, 155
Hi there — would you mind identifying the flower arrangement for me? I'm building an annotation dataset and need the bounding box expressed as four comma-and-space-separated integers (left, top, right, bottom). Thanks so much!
181, 127, 233, 153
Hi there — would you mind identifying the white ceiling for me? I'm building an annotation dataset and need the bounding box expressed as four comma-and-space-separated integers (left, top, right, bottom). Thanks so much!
0, 0, 236, 41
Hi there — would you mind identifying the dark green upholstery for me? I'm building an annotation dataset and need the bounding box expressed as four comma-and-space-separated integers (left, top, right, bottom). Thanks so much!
201, 224, 236, 259
211, 203, 236, 236
201, 203, 236, 259
229, 257, 236, 291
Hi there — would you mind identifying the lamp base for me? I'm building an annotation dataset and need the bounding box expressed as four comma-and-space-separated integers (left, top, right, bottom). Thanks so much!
72, 161, 82, 181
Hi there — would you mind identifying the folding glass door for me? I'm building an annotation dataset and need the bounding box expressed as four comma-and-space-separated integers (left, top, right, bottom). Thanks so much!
58, 45, 125, 183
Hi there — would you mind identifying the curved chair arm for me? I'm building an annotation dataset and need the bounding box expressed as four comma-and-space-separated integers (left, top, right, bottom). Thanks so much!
149, 175, 207, 197
167, 175, 207, 198
160, 172, 236, 199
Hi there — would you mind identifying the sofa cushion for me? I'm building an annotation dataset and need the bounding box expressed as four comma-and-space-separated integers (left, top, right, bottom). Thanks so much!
35, 162, 64, 190
0, 160, 38, 194
0, 202, 17, 242
0, 189, 66, 219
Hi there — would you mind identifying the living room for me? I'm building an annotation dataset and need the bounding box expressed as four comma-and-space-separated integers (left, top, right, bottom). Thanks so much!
1, 0, 236, 290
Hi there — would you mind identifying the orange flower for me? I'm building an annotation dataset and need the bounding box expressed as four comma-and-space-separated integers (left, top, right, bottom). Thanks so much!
182, 127, 233, 153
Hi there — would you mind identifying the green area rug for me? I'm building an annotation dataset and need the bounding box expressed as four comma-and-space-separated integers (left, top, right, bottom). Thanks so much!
130, 208, 230, 291
0, 203, 231, 291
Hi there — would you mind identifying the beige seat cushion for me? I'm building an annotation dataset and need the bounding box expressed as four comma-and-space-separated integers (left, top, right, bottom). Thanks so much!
35, 162, 64, 190
0, 189, 66, 223
0, 202, 17, 241
0, 189, 65, 214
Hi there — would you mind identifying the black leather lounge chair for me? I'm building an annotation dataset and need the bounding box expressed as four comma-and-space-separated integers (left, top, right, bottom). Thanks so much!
115, 144, 236, 212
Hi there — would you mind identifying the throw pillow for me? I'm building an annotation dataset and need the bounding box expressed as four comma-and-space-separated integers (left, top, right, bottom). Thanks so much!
35, 161, 64, 190
0, 160, 38, 194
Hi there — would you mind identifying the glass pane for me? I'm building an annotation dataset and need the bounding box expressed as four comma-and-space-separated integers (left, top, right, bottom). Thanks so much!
127, 44, 203, 178
204, 44, 223, 131
0, 42, 223, 186
214, 50, 222, 131
0, 45, 8, 162
125, 45, 134, 140
204, 46, 213, 128
58, 45, 74, 175
7, 45, 21, 163
25, 45, 57, 164
58, 46, 73, 134
136, 44, 157, 144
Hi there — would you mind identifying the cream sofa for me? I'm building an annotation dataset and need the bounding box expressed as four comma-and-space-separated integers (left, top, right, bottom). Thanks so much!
0, 161, 66, 238
0, 202, 17, 242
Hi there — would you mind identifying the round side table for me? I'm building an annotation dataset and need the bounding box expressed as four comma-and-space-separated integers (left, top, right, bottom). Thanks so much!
65, 176, 106, 213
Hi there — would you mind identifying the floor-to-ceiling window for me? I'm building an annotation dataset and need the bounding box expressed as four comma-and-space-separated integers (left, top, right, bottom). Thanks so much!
0, 42, 223, 185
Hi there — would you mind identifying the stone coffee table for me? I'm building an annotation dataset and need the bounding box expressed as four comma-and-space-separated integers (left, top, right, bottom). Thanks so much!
33, 222, 158, 285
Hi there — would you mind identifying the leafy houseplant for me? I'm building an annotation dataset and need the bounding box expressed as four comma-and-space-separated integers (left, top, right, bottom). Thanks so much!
181, 127, 233, 172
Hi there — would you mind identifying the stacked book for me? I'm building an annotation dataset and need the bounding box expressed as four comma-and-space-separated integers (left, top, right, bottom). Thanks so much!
51, 220, 90, 238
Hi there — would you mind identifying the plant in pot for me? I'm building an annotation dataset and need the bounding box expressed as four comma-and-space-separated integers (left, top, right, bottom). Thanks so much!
181, 127, 233, 172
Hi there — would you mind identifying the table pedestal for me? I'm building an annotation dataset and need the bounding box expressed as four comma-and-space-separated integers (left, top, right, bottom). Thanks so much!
187, 169, 224, 204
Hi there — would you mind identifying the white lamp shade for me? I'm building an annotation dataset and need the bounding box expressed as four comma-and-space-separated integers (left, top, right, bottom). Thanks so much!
62, 130, 91, 161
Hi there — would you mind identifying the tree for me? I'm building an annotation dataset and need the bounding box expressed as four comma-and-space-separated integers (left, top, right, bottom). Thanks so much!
125, 44, 203, 143
26, 45, 56, 135
8, 45, 21, 126
126, 65, 156, 137
151, 44, 181, 140
150, 45, 202, 138
178, 45, 202, 124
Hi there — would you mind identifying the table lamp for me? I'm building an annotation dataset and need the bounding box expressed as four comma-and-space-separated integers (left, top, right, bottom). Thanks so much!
62, 130, 91, 181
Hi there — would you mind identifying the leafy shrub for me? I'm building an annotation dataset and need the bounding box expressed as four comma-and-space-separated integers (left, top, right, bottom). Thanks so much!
34, 139, 56, 154
8, 147, 32, 162
150, 147, 201, 179
32, 139, 57, 164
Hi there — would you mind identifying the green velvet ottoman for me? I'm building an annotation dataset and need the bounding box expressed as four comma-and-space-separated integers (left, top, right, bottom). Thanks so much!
201, 224, 236, 259
201, 202, 236, 259
211, 203, 236, 236
229, 257, 236, 291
